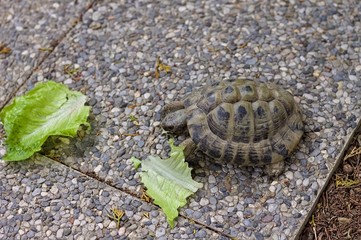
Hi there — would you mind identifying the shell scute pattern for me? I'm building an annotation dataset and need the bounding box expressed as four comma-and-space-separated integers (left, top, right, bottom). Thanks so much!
232, 101, 252, 143
163, 79, 304, 167
239, 84, 258, 102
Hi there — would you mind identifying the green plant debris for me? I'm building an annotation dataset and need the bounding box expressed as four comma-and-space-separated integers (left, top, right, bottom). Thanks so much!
63, 64, 82, 81
131, 157, 141, 169
63, 64, 81, 76
309, 214, 316, 227
335, 175, 360, 188
0, 81, 90, 161
129, 115, 138, 122
308, 214, 318, 239
107, 207, 125, 228
131, 139, 203, 228
129, 114, 140, 126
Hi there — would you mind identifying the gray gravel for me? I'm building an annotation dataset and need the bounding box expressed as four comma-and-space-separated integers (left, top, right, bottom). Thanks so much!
0, 156, 221, 239
1, 0, 361, 239
0, 0, 93, 109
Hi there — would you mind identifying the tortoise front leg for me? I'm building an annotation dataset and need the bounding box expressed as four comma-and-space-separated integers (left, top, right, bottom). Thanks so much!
180, 138, 197, 159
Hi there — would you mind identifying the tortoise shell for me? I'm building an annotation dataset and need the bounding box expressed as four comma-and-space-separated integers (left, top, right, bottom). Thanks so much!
164, 79, 304, 166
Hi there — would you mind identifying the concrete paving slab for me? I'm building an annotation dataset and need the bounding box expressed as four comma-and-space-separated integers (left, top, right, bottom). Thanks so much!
0, 0, 94, 108
1, 0, 360, 239
0, 155, 224, 239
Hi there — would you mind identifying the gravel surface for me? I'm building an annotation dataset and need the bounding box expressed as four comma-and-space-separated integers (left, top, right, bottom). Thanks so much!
0, 156, 222, 239
0, 0, 93, 109
1, 0, 360, 239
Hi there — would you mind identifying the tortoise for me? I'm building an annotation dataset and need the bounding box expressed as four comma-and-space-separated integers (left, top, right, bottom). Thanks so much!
160, 79, 304, 175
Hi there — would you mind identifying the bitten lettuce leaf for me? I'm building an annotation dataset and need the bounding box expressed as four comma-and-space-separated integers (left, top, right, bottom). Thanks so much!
0, 81, 90, 161
131, 139, 203, 228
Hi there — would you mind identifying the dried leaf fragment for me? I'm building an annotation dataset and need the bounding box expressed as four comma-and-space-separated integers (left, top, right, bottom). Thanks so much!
0, 43, 11, 54
63, 64, 81, 76
338, 217, 352, 224
107, 207, 125, 228
127, 105, 139, 109
239, 42, 248, 48
141, 190, 152, 203
155, 56, 172, 79
344, 146, 361, 160
90, 22, 102, 30
122, 132, 140, 137
39, 47, 53, 52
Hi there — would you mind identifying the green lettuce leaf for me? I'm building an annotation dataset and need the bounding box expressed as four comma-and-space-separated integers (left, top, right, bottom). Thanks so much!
0, 81, 90, 161
131, 139, 203, 228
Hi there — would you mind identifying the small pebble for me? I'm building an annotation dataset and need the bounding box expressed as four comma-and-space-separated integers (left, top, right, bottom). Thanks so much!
343, 164, 353, 174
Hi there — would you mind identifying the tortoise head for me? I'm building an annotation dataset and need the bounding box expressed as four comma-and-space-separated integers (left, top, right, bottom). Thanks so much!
161, 109, 187, 134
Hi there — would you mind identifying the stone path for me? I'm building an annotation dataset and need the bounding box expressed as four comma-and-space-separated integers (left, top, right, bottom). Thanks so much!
1, 0, 360, 239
